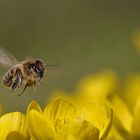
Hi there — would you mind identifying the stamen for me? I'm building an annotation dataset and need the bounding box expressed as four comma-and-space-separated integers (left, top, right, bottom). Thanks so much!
54, 118, 65, 133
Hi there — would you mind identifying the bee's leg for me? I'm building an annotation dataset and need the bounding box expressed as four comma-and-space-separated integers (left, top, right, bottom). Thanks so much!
33, 80, 38, 91
38, 78, 41, 85
11, 69, 21, 91
17, 70, 23, 88
11, 77, 19, 91
18, 83, 28, 96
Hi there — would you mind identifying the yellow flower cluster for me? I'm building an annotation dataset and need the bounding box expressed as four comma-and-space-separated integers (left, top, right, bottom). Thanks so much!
1, 70, 139, 140
0, 98, 112, 140
74, 71, 140, 140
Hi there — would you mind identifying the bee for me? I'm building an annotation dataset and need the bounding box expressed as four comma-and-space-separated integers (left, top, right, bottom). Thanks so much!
0, 47, 58, 96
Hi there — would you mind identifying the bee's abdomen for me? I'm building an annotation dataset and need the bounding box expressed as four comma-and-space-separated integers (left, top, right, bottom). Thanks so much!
2, 68, 15, 87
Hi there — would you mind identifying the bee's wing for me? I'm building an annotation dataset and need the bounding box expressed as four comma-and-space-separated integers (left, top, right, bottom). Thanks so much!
0, 47, 19, 67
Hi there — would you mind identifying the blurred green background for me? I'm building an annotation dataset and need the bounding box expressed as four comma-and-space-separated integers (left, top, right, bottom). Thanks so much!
0, 0, 140, 113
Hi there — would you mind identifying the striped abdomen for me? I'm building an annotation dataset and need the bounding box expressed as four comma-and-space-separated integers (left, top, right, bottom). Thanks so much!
2, 68, 16, 87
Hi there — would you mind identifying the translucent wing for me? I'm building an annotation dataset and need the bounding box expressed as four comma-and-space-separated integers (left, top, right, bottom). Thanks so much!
0, 47, 19, 67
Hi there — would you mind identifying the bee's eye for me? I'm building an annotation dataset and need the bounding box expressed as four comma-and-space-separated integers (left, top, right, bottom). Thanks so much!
29, 64, 36, 70
32, 65, 36, 69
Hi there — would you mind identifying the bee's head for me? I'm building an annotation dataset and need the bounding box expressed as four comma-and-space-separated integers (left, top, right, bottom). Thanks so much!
29, 59, 46, 79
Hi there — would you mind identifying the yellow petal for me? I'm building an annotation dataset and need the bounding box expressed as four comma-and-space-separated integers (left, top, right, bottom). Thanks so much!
6, 132, 29, 140
26, 100, 43, 139
0, 112, 29, 140
132, 113, 140, 138
44, 97, 77, 133
78, 100, 113, 139
107, 125, 126, 140
76, 71, 118, 100
99, 108, 113, 140
57, 134, 77, 140
123, 74, 140, 113
27, 100, 42, 114
56, 120, 100, 140
131, 96, 140, 138
108, 95, 133, 133
27, 109, 54, 140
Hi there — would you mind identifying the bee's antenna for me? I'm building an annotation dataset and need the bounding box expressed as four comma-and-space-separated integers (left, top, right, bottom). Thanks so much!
46, 64, 60, 67
45, 64, 60, 71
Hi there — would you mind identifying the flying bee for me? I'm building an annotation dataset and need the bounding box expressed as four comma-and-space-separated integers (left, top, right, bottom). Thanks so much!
0, 47, 58, 96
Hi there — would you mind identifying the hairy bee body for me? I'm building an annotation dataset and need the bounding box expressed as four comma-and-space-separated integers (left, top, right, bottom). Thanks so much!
2, 59, 46, 96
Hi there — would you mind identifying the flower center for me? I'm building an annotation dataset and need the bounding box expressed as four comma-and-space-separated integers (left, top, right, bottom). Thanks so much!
54, 118, 65, 133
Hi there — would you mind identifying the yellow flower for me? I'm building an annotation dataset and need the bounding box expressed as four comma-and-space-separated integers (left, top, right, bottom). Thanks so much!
0, 112, 30, 140
27, 98, 77, 140
27, 97, 112, 140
